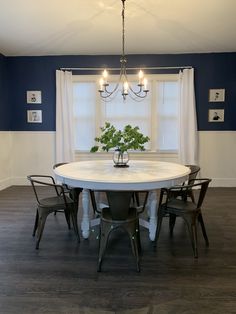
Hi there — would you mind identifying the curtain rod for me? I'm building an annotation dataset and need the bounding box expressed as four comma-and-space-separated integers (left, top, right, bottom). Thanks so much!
60, 66, 192, 71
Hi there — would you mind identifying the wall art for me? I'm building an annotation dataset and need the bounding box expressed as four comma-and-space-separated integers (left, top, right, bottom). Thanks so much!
208, 109, 224, 122
209, 89, 225, 102
26, 91, 42, 104
27, 110, 42, 123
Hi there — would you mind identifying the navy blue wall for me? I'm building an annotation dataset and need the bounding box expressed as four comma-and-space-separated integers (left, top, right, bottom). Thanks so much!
0, 53, 10, 130
2, 53, 236, 131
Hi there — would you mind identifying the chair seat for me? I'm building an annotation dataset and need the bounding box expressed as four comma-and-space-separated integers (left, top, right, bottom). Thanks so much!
40, 195, 74, 208
162, 199, 198, 214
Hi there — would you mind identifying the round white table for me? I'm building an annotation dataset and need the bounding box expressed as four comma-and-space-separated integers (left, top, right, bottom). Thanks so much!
54, 160, 190, 240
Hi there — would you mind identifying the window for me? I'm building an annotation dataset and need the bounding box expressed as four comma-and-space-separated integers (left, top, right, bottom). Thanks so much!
73, 74, 179, 154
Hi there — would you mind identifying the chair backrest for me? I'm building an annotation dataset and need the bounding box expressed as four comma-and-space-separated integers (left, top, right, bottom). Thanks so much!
106, 191, 134, 220
27, 175, 64, 206
168, 178, 211, 209
185, 165, 200, 184
53, 162, 68, 169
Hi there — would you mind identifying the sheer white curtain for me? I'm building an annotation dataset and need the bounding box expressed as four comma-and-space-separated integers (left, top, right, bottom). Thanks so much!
178, 68, 198, 165
56, 70, 75, 163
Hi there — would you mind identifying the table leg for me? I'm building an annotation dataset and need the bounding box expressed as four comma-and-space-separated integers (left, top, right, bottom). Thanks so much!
81, 189, 90, 239
147, 190, 158, 241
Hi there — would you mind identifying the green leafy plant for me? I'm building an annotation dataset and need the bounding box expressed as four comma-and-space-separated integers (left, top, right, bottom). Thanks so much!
90, 122, 150, 153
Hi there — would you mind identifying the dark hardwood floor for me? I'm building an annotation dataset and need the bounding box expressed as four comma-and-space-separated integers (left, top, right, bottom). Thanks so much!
0, 186, 235, 314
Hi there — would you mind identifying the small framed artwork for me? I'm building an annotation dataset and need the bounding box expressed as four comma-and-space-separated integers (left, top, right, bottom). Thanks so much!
27, 110, 42, 123
209, 89, 225, 102
26, 91, 42, 104
208, 109, 224, 122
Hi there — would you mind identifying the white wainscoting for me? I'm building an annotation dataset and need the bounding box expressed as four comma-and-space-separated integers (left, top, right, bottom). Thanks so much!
199, 131, 236, 186
0, 131, 235, 190
0, 132, 13, 190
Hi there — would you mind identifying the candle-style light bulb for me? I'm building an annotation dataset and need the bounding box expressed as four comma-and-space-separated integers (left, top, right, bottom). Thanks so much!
123, 81, 129, 94
138, 70, 144, 84
99, 78, 104, 91
143, 78, 148, 91
103, 69, 108, 83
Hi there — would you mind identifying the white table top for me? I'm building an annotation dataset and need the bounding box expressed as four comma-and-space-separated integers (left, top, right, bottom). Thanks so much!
54, 160, 190, 191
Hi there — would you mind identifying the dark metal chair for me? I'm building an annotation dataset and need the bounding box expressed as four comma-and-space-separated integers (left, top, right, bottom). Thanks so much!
27, 175, 81, 249
155, 178, 211, 258
97, 191, 147, 272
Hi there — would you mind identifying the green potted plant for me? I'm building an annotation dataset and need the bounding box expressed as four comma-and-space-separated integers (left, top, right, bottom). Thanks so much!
90, 122, 150, 167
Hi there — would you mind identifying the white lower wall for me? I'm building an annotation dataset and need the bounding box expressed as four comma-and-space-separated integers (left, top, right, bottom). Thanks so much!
10, 131, 56, 186
0, 132, 13, 190
0, 131, 235, 189
198, 131, 236, 186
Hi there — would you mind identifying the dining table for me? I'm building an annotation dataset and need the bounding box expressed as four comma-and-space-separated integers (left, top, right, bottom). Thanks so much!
54, 160, 190, 241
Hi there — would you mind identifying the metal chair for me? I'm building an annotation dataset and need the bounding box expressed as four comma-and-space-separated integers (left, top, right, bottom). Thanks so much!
27, 175, 81, 249
155, 178, 211, 258
97, 191, 143, 272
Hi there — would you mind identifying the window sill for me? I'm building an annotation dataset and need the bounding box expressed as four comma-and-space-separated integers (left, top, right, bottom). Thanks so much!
75, 151, 179, 162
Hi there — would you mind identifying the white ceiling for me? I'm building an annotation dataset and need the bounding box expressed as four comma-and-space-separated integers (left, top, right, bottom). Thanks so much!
0, 0, 236, 56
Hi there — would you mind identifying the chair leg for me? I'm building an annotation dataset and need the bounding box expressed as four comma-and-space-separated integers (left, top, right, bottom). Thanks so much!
189, 191, 195, 203
153, 210, 164, 247
134, 192, 140, 207
136, 221, 142, 254
191, 222, 198, 258
185, 217, 198, 258
129, 231, 140, 272
169, 213, 176, 237
198, 213, 209, 247
36, 211, 49, 249
64, 209, 71, 230
97, 222, 110, 272
70, 205, 80, 242
32, 210, 39, 236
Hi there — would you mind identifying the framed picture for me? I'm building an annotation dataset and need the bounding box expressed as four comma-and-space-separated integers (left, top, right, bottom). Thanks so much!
26, 91, 42, 104
209, 89, 225, 102
208, 109, 224, 122
27, 110, 42, 123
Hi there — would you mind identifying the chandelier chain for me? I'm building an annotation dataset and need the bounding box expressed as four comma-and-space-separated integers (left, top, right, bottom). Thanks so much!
122, 0, 125, 59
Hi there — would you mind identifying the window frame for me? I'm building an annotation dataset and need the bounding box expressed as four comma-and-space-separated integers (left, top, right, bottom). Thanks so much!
72, 73, 179, 161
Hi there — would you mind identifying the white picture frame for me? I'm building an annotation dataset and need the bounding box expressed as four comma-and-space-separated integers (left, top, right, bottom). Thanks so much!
27, 110, 42, 123
209, 89, 225, 102
208, 109, 224, 122
26, 91, 42, 104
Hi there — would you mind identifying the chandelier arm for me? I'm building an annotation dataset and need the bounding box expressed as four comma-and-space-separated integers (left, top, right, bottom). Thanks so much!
100, 69, 124, 98
128, 84, 149, 97
128, 93, 148, 102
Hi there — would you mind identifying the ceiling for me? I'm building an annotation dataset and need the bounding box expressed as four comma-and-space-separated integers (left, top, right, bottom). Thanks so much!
0, 0, 236, 57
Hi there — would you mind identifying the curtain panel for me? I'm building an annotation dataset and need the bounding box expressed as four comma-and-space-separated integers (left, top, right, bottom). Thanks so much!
178, 68, 198, 165
55, 70, 75, 163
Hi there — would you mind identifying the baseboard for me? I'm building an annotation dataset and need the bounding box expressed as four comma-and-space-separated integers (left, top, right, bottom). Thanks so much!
210, 178, 236, 187
0, 177, 13, 191
11, 177, 31, 186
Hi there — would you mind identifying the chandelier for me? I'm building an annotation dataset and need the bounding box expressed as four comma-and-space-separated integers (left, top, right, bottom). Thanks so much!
98, 0, 149, 101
